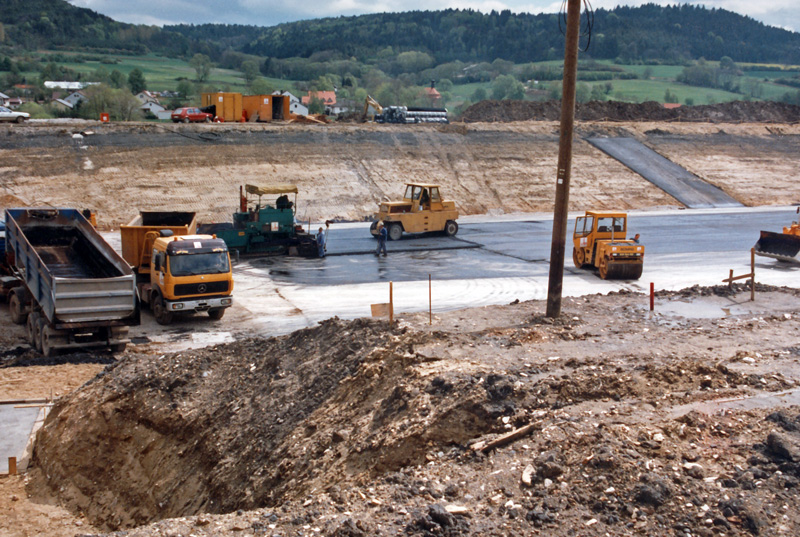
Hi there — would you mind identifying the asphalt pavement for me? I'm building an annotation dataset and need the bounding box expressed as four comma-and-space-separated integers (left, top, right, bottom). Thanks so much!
262, 206, 797, 286
587, 137, 742, 209
223, 206, 800, 337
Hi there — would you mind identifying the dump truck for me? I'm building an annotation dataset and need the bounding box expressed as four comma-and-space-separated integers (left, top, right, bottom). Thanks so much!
754, 207, 800, 264
572, 211, 644, 280
120, 211, 234, 325
370, 183, 459, 241
4, 208, 139, 356
198, 185, 320, 257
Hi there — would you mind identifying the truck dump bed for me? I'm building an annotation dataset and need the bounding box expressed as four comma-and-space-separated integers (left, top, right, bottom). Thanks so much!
5, 208, 138, 326
121, 211, 197, 271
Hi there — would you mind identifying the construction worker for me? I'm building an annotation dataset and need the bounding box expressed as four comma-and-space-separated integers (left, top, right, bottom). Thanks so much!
375, 221, 388, 256
317, 223, 329, 258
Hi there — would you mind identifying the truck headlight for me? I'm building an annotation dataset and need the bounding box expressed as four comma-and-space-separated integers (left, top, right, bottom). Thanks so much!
221, 298, 232, 306
172, 303, 184, 310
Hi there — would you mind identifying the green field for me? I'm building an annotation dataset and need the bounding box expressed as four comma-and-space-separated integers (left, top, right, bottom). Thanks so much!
49, 53, 298, 95
21, 52, 800, 111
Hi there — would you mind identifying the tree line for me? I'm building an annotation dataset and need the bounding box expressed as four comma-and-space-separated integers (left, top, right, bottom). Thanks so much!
3, 1, 800, 68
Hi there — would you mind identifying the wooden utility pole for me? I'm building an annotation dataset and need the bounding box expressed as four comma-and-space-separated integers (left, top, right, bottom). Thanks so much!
546, 0, 583, 318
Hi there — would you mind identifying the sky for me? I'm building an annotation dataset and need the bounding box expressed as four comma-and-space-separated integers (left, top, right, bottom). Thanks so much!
68, 0, 799, 33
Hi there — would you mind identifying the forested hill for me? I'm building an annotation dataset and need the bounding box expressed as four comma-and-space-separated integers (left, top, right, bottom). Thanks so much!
0, 0, 209, 56
2, 0, 800, 66
168, 5, 800, 64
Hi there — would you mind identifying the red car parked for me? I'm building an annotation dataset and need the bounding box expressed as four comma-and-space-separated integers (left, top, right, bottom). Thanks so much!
171, 107, 213, 123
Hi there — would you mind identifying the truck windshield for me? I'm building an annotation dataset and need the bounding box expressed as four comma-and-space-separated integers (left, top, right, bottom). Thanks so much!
169, 252, 229, 276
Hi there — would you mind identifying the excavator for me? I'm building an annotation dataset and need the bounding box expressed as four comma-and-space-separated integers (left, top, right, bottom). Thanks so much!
362, 95, 383, 122
572, 211, 644, 280
754, 207, 800, 264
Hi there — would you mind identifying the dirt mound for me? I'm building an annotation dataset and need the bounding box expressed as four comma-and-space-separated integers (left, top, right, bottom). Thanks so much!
461, 99, 800, 123
18, 288, 800, 536
31, 318, 501, 530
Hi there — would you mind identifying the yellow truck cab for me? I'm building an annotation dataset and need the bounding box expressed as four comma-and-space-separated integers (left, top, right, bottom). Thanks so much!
572, 211, 644, 280
370, 183, 459, 241
120, 212, 234, 325
149, 234, 233, 324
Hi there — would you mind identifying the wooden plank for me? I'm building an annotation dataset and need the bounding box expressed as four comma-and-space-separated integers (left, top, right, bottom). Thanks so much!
471, 422, 539, 453
0, 399, 49, 405
723, 273, 753, 284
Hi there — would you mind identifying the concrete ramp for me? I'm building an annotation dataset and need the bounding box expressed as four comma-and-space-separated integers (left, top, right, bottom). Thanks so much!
587, 137, 742, 209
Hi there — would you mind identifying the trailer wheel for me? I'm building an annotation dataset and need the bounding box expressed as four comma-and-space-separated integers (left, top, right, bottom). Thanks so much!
208, 308, 225, 320
8, 289, 28, 325
153, 295, 174, 325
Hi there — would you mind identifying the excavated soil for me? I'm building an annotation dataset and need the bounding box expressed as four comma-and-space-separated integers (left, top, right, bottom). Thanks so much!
7, 284, 799, 537
1, 119, 800, 229
461, 100, 800, 124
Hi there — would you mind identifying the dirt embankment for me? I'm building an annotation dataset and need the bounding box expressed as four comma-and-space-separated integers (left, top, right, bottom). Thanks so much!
461, 100, 800, 123
26, 285, 800, 536
2, 120, 800, 227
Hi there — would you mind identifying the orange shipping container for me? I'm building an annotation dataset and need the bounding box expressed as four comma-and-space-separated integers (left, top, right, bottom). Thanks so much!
201, 92, 242, 122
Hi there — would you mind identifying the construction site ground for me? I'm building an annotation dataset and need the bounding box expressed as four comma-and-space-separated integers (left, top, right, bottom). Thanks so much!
1, 110, 800, 537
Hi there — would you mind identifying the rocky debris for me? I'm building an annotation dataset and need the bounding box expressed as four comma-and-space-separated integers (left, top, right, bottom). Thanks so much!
18, 287, 800, 537
461, 99, 800, 123
405, 504, 470, 537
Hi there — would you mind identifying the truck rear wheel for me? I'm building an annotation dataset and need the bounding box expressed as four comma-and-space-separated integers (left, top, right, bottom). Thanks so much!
208, 308, 225, 320
444, 220, 459, 237
26, 312, 41, 350
36, 318, 48, 353
40, 325, 58, 358
153, 295, 174, 325
8, 289, 28, 325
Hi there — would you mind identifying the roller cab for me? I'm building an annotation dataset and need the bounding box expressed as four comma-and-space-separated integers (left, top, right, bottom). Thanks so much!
572, 211, 644, 280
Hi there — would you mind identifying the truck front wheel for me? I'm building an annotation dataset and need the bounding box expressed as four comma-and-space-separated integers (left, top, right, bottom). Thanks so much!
8, 289, 28, 325
444, 220, 459, 237
153, 295, 174, 325
208, 308, 225, 320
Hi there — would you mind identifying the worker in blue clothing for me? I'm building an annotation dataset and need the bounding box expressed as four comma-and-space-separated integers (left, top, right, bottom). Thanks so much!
317, 222, 329, 257
375, 221, 388, 256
